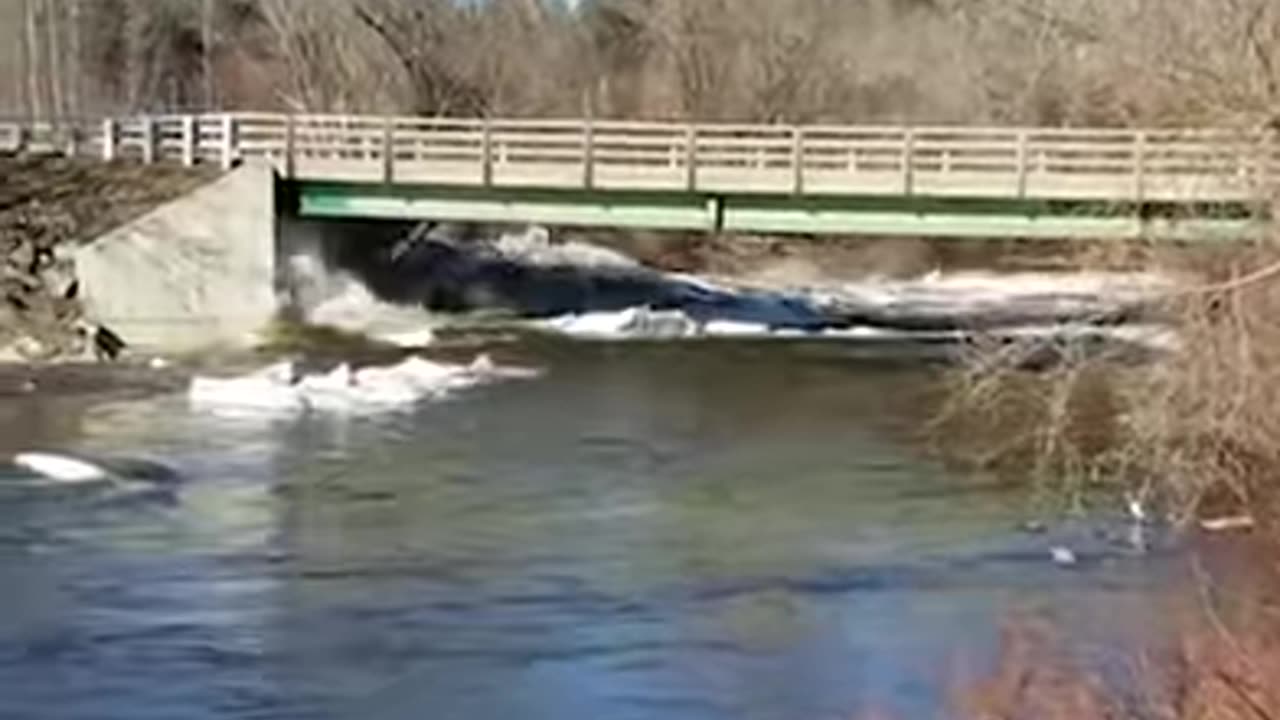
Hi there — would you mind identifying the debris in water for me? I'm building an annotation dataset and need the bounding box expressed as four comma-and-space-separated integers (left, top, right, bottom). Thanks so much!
1199, 515, 1255, 533
13, 452, 110, 484
1050, 546, 1078, 567
1125, 491, 1148, 523
1018, 520, 1048, 535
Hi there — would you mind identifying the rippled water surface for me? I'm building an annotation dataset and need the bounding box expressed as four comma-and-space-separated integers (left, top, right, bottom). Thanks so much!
0, 342, 1186, 719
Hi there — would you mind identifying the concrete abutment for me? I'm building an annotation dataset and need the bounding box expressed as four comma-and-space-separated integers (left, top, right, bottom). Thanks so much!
75, 161, 281, 352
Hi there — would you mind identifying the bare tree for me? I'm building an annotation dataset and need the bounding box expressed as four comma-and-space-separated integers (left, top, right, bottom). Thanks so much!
5, 0, 1280, 128
201, 0, 215, 109
24, 0, 44, 119
68, 0, 82, 115
350, 0, 487, 115
123, 0, 146, 111
46, 0, 64, 118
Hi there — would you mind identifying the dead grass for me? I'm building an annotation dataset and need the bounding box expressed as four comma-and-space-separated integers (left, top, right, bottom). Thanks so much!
950, 544, 1280, 720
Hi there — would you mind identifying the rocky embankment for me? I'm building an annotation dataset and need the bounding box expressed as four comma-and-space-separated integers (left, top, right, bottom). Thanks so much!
0, 156, 216, 362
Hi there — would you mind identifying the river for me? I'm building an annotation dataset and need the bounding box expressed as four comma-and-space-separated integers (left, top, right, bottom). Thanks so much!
0, 339, 1190, 719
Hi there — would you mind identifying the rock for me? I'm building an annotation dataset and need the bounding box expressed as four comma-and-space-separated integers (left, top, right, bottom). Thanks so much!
38, 261, 77, 299
1018, 520, 1048, 535
6, 240, 34, 272
0, 156, 218, 363
91, 325, 127, 361
12, 335, 46, 360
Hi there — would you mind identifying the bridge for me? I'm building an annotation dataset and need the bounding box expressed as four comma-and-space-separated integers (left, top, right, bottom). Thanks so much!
3, 112, 1275, 240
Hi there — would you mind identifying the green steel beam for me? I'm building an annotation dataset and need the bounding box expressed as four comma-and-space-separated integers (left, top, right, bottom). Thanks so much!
720, 196, 1263, 241
299, 182, 718, 231
296, 181, 1265, 241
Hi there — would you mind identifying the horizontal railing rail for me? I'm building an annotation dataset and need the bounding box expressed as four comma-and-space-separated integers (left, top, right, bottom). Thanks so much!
2, 112, 1277, 202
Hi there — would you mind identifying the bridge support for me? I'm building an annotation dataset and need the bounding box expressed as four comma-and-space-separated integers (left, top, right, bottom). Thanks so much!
76, 161, 279, 350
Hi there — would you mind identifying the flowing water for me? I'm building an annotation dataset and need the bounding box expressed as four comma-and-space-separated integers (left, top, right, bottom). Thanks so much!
0, 340, 1189, 720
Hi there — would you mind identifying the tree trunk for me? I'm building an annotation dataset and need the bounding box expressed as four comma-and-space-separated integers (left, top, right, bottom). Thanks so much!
202, 0, 215, 109
68, 0, 81, 115
124, 0, 147, 111
12, 2, 29, 115
47, 0, 64, 118
24, 0, 44, 120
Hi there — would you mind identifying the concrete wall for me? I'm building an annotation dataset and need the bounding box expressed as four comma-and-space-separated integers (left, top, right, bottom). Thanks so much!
75, 161, 279, 351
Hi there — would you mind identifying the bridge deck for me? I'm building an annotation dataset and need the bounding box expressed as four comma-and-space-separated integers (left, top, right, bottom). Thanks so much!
3, 113, 1277, 203
1, 113, 1272, 239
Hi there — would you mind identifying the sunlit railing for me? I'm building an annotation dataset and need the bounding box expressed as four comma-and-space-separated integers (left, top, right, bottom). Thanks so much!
2, 113, 1277, 202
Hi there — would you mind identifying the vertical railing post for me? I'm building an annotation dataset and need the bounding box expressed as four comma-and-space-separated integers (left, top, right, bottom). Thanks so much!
141, 116, 155, 164
1016, 129, 1029, 198
684, 125, 698, 192
1265, 129, 1279, 190
181, 115, 196, 166
583, 117, 595, 190
1239, 131, 1254, 186
102, 118, 116, 161
902, 126, 915, 195
284, 114, 296, 179
1133, 130, 1147, 204
481, 118, 494, 187
791, 125, 805, 195
64, 123, 79, 157
220, 114, 236, 170
382, 116, 394, 184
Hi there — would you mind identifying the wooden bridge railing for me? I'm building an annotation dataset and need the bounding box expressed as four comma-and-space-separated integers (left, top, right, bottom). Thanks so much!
3, 113, 1278, 203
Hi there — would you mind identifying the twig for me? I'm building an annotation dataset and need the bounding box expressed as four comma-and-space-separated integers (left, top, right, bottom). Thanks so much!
1189, 553, 1278, 718
1216, 670, 1277, 720
1177, 258, 1280, 296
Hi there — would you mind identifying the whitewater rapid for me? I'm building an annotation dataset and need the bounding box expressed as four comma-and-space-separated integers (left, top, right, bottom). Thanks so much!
189, 355, 541, 416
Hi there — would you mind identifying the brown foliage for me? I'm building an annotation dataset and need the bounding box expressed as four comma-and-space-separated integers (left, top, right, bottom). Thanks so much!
4, 0, 1280, 126
953, 548, 1280, 720
935, 238, 1280, 523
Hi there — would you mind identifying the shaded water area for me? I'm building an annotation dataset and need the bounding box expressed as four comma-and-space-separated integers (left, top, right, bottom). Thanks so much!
0, 340, 1192, 719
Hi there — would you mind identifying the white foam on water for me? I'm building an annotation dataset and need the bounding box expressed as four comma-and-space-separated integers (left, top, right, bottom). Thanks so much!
532, 305, 1180, 355
492, 226, 639, 269
12, 452, 111, 484
538, 308, 643, 338
536, 308, 776, 340
702, 320, 772, 337
189, 355, 540, 417
292, 261, 439, 348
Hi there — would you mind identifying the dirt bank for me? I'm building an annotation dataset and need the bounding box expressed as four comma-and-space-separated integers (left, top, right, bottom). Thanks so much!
0, 156, 217, 361
572, 231, 1127, 285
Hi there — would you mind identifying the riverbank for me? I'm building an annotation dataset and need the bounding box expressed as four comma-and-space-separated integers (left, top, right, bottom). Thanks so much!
930, 240, 1280, 719
0, 156, 216, 361
576, 231, 1140, 282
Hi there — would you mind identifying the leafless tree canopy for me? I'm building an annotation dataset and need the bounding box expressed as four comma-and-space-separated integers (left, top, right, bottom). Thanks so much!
3, 0, 1280, 126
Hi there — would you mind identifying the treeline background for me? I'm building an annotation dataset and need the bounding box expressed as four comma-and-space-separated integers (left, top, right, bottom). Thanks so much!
2, 0, 1279, 126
